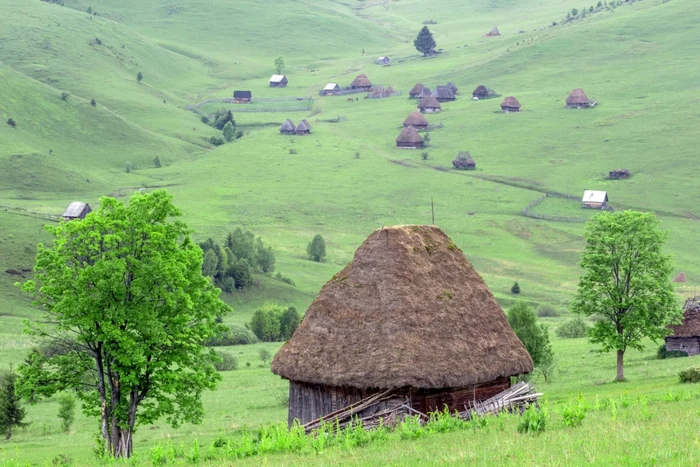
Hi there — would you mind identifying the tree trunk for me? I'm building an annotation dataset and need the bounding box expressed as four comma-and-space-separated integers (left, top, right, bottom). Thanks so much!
111, 428, 133, 458
6, 425, 11, 440
616, 349, 625, 381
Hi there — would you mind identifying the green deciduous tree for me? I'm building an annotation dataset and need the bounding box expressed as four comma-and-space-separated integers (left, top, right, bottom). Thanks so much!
507, 302, 553, 367
222, 121, 236, 142
18, 190, 229, 458
572, 211, 681, 381
0, 369, 28, 440
274, 56, 286, 74
413, 26, 437, 56
136, 71, 143, 84
248, 304, 300, 342
57, 392, 76, 432
307, 234, 326, 262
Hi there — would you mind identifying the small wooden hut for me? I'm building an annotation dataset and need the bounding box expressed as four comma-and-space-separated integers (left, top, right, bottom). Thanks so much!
416, 87, 432, 99
566, 88, 596, 108
452, 152, 476, 170
500, 96, 521, 112
233, 90, 252, 103
472, 85, 497, 99
608, 169, 630, 180
409, 83, 426, 99
485, 26, 501, 37
351, 74, 373, 91
375, 56, 390, 65
322, 83, 340, 95
62, 202, 91, 220
395, 127, 424, 149
269, 75, 288, 87
271, 225, 533, 425
665, 297, 700, 356
432, 86, 456, 102
295, 120, 311, 135
280, 119, 296, 135
417, 96, 441, 113
446, 82, 459, 94
403, 111, 429, 130
673, 272, 687, 283
582, 190, 608, 209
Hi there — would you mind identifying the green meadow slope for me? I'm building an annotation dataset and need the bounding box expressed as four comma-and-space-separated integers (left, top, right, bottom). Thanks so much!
1, 0, 700, 462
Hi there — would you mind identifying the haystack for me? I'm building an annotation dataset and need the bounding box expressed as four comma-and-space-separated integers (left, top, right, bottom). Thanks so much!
280, 119, 296, 135
485, 26, 501, 37
351, 74, 372, 90
473, 85, 497, 99
500, 96, 521, 112
566, 88, 595, 108
673, 272, 687, 283
395, 127, 424, 148
666, 297, 700, 356
409, 83, 426, 99
417, 95, 441, 113
403, 111, 429, 129
272, 226, 533, 425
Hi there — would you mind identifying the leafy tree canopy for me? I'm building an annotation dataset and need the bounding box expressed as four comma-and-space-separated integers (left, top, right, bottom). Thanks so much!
307, 234, 326, 262
507, 302, 553, 367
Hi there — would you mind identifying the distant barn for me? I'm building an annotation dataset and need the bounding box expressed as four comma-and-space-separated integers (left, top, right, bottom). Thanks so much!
665, 297, 700, 356
500, 96, 521, 112
280, 119, 296, 135
472, 85, 497, 99
62, 202, 91, 221
566, 88, 596, 108
403, 111, 429, 130
432, 86, 455, 102
485, 26, 501, 37
295, 119, 311, 135
323, 83, 340, 95
608, 169, 630, 180
396, 127, 424, 149
375, 56, 390, 65
409, 83, 425, 99
271, 225, 533, 425
233, 91, 252, 103
452, 152, 476, 170
445, 82, 458, 94
269, 75, 288, 88
582, 190, 608, 209
416, 87, 432, 99
351, 74, 373, 91
417, 96, 441, 113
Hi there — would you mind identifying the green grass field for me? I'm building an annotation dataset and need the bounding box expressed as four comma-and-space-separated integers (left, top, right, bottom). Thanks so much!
1, 0, 700, 463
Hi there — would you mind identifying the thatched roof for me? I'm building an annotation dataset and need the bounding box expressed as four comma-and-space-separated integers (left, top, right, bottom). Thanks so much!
669, 298, 700, 338
566, 88, 590, 105
473, 85, 496, 98
280, 119, 295, 132
409, 83, 425, 95
446, 82, 458, 94
271, 225, 534, 389
296, 119, 311, 132
395, 126, 423, 144
501, 96, 521, 108
673, 272, 687, 283
351, 74, 372, 88
417, 87, 432, 99
418, 96, 441, 109
403, 111, 429, 128
432, 86, 455, 100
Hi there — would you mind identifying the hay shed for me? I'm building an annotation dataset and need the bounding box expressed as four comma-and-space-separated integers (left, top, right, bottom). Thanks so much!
409, 83, 426, 99
432, 86, 456, 102
566, 88, 596, 108
582, 190, 608, 209
452, 152, 476, 170
62, 202, 91, 220
472, 85, 497, 99
295, 119, 311, 135
351, 74, 373, 91
446, 82, 459, 94
500, 96, 521, 112
666, 297, 700, 356
395, 127, 424, 148
375, 56, 390, 65
323, 83, 340, 95
417, 96, 441, 113
233, 90, 252, 103
271, 225, 533, 425
403, 111, 429, 129
269, 75, 288, 87
280, 119, 296, 135
609, 169, 630, 180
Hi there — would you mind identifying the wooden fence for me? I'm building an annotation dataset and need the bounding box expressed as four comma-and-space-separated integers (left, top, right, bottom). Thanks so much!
519, 193, 587, 223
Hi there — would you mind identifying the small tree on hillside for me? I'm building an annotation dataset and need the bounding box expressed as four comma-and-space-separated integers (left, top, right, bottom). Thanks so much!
414, 26, 437, 56
57, 392, 76, 433
136, 71, 143, 84
572, 211, 681, 381
7, 118, 16, 128
222, 121, 236, 142
307, 234, 326, 262
0, 368, 28, 440
274, 56, 286, 75
507, 302, 553, 367
511, 282, 521, 294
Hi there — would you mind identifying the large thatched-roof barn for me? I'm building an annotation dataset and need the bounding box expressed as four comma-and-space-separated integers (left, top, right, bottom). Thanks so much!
395, 127, 424, 148
432, 86, 455, 102
566, 88, 595, 108
403, 111, 429, 129
417, 96, 441, 113
351, 74, 372, 91
665, 297, 700, 356
272, 226, 533, 425
409, 83, 425, 99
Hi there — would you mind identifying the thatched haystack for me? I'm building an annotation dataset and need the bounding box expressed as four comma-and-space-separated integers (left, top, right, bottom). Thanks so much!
485, 26, 501, 37
666, 297, 700, 356
280, 119, 296, 135
417, 95, 441, 113
295, 119, 311, 135
500, 96, 521, 112
673, 272, 687, 283
395, 127, 424, 148
403, 111, 429, 129
472, 85, 498, 99
452, 151, 476, 170
409, 83, 426, 99
351, 74, 373, 90
272, 225, 534, 425
566, 88, 596, 108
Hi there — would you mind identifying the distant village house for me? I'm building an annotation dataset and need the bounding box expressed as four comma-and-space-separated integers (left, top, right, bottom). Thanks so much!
452, 152, 476, 170
269, 75, 288, 87
322, 83, 340, 95
233, 90, 252, 103
375, 56, 390, 65
581, 190, 608, 209
665, 297, 700, 356
62, 201, 91, 221
417, 96, 441, 113
396, 127, 424, 149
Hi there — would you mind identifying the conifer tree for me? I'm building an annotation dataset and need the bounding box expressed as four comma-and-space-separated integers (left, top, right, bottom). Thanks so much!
414, 26, 437, 56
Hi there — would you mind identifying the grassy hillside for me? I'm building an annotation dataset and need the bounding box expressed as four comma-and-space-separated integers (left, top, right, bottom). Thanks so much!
1, 0, 700, 463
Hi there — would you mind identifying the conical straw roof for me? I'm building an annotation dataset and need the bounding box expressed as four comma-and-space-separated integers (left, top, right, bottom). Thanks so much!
501, 96, 521, 108
272, 225, 534, 389
669, 298, 700, 338
418, 96, 441, 109
395, 126, 423, 144
409, 83, 425, 96
280, 119, 295, 132
403, 111, 429, 127
351, 74, 372, 88
566, 88, 590, 105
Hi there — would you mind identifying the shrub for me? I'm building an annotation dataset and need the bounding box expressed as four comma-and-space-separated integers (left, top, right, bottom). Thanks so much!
137, 71, 143, 83
307, 234, 326, 262
537, 306, 560, 317
678, 367, 700, 383
259, 348, 272, 365
511, 282, 520, 294
90, 98, 96, 107
657, 344, 689, 360
507, 302, 553, 366
60, 91, 70, 101
354, 152, 360, 159
274, 272, 296, 286
7, 118, 16, 128
200, 115, 210, 124
248, 304, 300, 342
210, 135, 226, 146
205, 325, 258, 346
214, 351, 238, 371
517, 404, 547, 434
125, 162, 133, 173
560, 393, 587, 427
221, 276, 235, 293
556, 316, 589, 338
421, 152, 429, 160
223, 121, 236, 142
57, 392, 76, 432
153, 156, 162, 168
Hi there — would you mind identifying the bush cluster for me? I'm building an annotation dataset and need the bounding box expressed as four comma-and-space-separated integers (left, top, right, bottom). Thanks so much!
657, 344, 689, 360
205, 325, 258, 346
537, 306, 560, 317
678, 367, 700, 383
248, 304, 300, 342
556, 317, 589, 338
213, 351, 238, 371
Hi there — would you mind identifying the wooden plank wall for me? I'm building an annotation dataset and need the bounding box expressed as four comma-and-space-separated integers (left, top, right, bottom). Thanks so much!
666, 337, 700, 356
